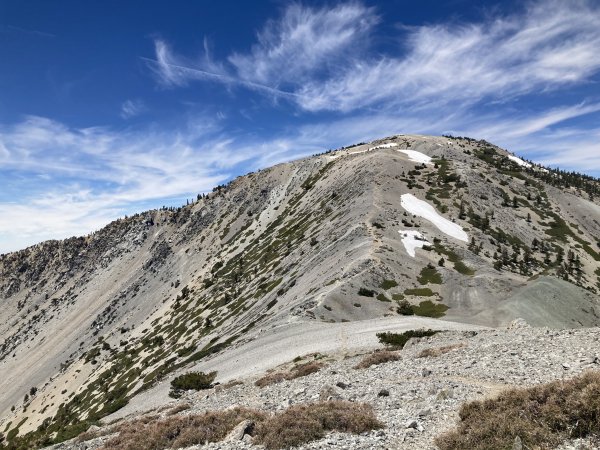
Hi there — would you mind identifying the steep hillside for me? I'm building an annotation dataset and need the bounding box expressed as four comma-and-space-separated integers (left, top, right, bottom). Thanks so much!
0, 134, 599, 448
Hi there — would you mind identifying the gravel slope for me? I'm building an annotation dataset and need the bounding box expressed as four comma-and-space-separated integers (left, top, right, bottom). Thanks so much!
107, 316, 487, 422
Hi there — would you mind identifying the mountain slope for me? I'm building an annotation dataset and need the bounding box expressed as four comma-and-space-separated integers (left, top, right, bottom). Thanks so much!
0, 134, 599, 447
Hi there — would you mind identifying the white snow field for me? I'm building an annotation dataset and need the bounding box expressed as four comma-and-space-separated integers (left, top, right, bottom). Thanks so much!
507, 154, 532, 168
398, 229, 430, 257
397, 149, 432, 164
400, 193, 468, 242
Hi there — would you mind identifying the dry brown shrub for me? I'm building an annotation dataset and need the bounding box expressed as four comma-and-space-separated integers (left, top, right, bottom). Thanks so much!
255, 362, 325, 387
216, 379, 244, 391
254, 400, 384, 449
101, 407, 266, 450
255, 371, 289, 387
166, 403, 190, 416
353, 350, 400, 369
291, 361, 325, 378
436, 370, 600, 450
418, 343, 465, 358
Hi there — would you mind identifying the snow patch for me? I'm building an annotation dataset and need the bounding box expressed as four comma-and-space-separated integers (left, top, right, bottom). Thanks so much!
399, 230, 430, 257
507, 154, 532, 169
400, 194, 468, 242
397, 149, 432, 165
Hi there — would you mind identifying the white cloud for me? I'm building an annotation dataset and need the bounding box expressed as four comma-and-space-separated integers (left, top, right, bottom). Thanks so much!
297, 0, 600, 111
147, 1, 600, 114
228, 3, 377, 86
120, 99, 146, 119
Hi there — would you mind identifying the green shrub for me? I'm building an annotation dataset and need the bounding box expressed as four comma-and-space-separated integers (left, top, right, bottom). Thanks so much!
358, 288, 376, 297
404, 287, 435, 296
412, 300, 448, 318
376, 329, 439, 349
417, 265, 442, 284
379, 279, 398, 290
396, 300, 414, 315
169, 371, 217, 398
376, 293, 390, 302
454, 260, 475, 276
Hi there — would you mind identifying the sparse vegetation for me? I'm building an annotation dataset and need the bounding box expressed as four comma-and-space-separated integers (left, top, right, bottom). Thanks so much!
358, 287, 376, 297
99, 400, 382, 450
418, 343, 465, 358
396, 299, 415, 315
169, 371, 217, 398
379, 279, 398, 290
376, 329, 440, 349
255, 401, 383, 449
255, 361, 325, 387
436, 371, 600, 450
417, 264, 442, 284
404, 287, 435, 297
354, 350, 400, 369
412, 300, 449, 318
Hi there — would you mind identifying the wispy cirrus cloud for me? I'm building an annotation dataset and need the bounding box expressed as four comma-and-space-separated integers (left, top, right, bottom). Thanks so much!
120, 99, 146, 119
147, 0, 600, 113
141, 0, 600, 177
147, 3, 377, 101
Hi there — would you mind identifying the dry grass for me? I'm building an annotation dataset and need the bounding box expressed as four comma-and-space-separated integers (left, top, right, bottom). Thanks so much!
254, 400, 384, 449
101, 407, 267, 450
417, 343, 465, 358
436, 371, 600, 450
353, 350, 400, 369
99, 400, 382, 450
255, 361, 325, 387
166, 403, 191, 415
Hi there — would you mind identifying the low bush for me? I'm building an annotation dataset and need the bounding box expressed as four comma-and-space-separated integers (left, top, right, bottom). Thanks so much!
376, 293, 390, 302
169, 371, 217, 398
436, 371, 600, 450
358, 287, 376, 297
100, 401, 382, 450
412, 300, 449, 318
379, 279, 398, 290
354, 350, 400, 369
255, 362, 325, 387
404, 287, 435, 296
417, 265, 442, 284
255, 400, 383, 449
396, 299, 415, 315
101, 407, 267, 450
377, 329, 440, 349
418, 343, 464, 358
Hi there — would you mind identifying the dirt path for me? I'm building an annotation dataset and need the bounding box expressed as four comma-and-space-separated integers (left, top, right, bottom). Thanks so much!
108, 316, 487, 421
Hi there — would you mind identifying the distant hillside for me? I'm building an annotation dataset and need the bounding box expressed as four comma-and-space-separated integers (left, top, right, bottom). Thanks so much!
1, 134, 599, 448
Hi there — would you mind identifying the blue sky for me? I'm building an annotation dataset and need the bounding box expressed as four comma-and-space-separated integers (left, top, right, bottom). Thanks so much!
1, 0, 600, 253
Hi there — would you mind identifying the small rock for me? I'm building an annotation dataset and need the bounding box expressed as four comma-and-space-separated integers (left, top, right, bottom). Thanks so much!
405, 419, 418, 429
417, 407, 432, 417
508, 318, 530, 329
562, 363, 570, 370
422, 368, 432, 377
224, 420, 255, 441
512, 435, 523, 450
336, 381, 349, 389
293, 387, 306, 396
378, 389, 390, 397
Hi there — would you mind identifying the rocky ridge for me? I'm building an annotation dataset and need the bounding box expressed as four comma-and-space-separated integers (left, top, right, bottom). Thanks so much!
0, 134, 599, 448
50, 323, 600, 449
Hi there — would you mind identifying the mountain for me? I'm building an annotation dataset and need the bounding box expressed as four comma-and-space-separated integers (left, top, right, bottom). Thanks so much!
1, 134, 599, 448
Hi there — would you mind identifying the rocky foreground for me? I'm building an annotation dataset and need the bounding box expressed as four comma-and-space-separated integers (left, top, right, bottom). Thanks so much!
51, 323, 600, 450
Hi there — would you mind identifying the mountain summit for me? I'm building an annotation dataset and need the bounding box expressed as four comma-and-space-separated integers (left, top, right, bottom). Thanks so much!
1, 134, 599, 448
